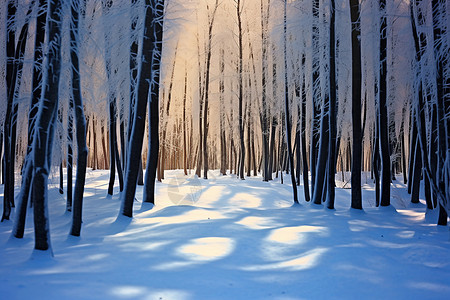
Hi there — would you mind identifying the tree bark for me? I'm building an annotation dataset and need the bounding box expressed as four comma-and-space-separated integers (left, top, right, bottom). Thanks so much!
349, 0, 362, 210
33, 0, 64, 251
310, 0, 320, 199
432, 0, 448, 225
379, 0, 391, 207
69, 0, 89, 236
143, 0, 165, 204
202, 0, 219, 180
237, 0, 245, 180
283, 0, 298, 204
13, 0, 47, 236
260, 0, 271, 182
410, 138, 422, 204
327, 0, 337, 209
300, 54, 310, 202
183, 67, 188, 176
410, 0, 434, 211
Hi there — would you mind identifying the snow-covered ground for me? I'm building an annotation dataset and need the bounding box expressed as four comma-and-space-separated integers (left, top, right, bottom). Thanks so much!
1, 169, 449, 300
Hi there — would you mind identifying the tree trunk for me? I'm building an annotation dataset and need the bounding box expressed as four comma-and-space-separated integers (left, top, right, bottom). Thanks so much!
410, 138, 421, 204
67, 98, 74, 211
236, 0, 245, 180
327, 0, 337, 209
310, 0, 320, 199
410, 0, 434, 210
183, 68, 188, 176
102, 0, 123, 195
379, 0, 391, 207
300, 55, 310, 202
195, 32, 204, 178
202, 0, 219, 180
3, 1, 37, 222
407, 117, 417, 194
432, 0, 448, 225
143, 0, 165, 205
260, 0, 271, 182
282, 0, 298, 204
13, 0, 48, 236
219, 49, 227, 175
32, 0, 64, 251
107, 101, 117, 195
128, 0, 139, 169
121, 0, 153, 214
373, 126, 380, 207
70, 0, 89, 236
349, 0, 362, 210
312, 105, 329, 205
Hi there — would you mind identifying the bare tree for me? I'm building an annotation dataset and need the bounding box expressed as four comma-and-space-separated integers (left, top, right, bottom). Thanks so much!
13, 0, 47, 237
202, 0, 219, 179
2, 1, 34, 221
349, 0, 362, 210
70, 0, 89, 236
143, 0, 165, 205
283, 0, 298, 204
378, 0, 391, 207
32, 0, 64, 251
327, 0, 337, 209
236, 0, 245, 180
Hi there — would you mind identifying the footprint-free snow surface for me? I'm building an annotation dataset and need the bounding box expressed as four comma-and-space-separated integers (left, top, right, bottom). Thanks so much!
1, 169, 449, 299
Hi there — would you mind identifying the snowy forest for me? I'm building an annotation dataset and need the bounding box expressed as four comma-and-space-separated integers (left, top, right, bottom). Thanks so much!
0, 0, 449, 299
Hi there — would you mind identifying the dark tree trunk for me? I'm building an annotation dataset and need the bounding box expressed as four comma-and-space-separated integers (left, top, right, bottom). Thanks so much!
327, 0, 337, 209
33, 0, 64, 251
379, 0, 391, 207
120, 111, 126, 170
283, 0, 298, 204
107, 102, 116, 195
137, 161, 144, 185
295, 122, 301, 186
410, 138, 422, 204
0, 131, 2, 185
407, 117, 417, 194
237, 0, 245, 180
400, 116, 407, 184
202, 0, 219, 180
310, 0, 320, 200
349, 0, 362, 210
3, 1, 17, 222
411, 0, 434, 211
300, 55, 310, 202
2, 3, 16, 205
59, 112, 64, 194
373, 126, 380, 207
67, 97, 74, 211
260, 0, 271, 182
103, 0, 123, 196
59, 161, 64, 194
268, 117, 277, 178
195, 34, 204, 178
312, 105, 329, 205
183, 68, 188, 176
432, 0, 448, 225
122, 0, 153, 213
219, 48, 227, 175
143, 0, 165, 205
13, 0, 47, 237
128, 0, 139, 160
246, 80, 252, 177
69, 0, 89, 237
3, 1, 36, 222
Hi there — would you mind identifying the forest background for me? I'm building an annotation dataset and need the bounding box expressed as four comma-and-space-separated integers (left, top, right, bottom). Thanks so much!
0, 0, 449, 253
